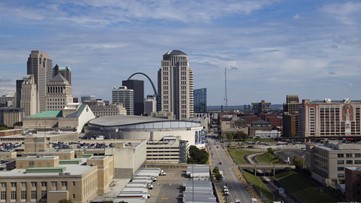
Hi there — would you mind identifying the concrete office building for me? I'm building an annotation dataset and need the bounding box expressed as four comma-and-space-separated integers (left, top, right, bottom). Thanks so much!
251, 100, 271, 114
20, 75, 38, 116
158, 50, 194, 120
144, 95, 156, 116
80, 95, 96, 103
112, 86, 134, 115
0, 107, 24, 127
299, 98, 361, 138
0, 95, 14, 107
46, 74, 73, 111
194, 88, 207, 113
53, 64, 71, 84
0, 154, 115, 203
86, 100, 127, 117
122, 80, 144, 115
146, 136, 188, 164
306, 143, 361, 187
27, 50, 53, 112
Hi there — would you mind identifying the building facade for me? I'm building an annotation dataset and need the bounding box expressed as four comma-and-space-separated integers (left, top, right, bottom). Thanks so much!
53, 64, 71, 84
46, 74, 73, 111
158, 50, 194, 120
27, 50, 53, 112
251, 100, 271, 114
20, 75, 38, 116
112, 86, 134, 115
299, 98, 361, 138
122, 80, 144, 115
345, 167, 361, 201
283, 95, 301, 138
306, 143, 361, 187
144, 95, 156, 116
0, 95, 14, 108
0, 108, 24, 127
146, 136, 188, 164
194, 88, 207, 113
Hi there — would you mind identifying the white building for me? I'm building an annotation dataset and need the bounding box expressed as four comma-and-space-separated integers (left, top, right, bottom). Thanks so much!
144, 95, 156, 116
254, 130, 281, 139
46, 74, 73, 111
20, 75, 38, 116
112, 86, 134, 115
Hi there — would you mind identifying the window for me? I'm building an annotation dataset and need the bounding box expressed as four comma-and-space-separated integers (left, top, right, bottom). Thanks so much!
346, 153, 352, 158
11, 191, 16, 200
72, 182, 75, 186
21, 182, 26, 188
355, 160, 361, 164
41, 182, 47, 187
51, 182, 56, 188
11, 182, 16, 188
338, 173, 345, 178
356, 153, 361, 158
0, 183, 5, 188
31, 182, 36, 188
337, 167, 344, 171
337, 154, 344, 158
0, 191, 6, 200
346, 160, 353, 164
31, 191, 36, 199
21, 191, 26, 199
337, 160, 344, 164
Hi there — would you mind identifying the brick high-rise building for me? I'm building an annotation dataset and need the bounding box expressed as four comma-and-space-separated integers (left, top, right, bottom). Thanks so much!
299, 98, 361, 137
158, 50, 194, 119
283, 95, 301, 137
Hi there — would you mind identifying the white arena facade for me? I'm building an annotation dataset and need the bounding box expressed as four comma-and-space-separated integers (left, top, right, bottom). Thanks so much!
84, 115, 205, 147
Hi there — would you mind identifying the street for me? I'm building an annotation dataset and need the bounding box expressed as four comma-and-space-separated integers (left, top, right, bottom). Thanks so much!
207, 137, 251, 203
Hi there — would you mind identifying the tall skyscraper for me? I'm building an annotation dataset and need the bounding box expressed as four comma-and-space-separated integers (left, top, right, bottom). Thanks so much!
122, 79, 144, 115
20, 75, 38, 116
112, 86, 134, 115
53, 64, 71, 84
27, 50, 53, 112
46, 74, 73, 111
194, 88, 207, 113
158, 50, 194, 120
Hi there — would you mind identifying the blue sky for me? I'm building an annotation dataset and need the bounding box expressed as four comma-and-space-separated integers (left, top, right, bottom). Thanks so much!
1, 0, 361, 105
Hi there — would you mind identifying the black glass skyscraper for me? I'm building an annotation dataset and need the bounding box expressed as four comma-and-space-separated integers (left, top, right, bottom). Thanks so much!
122, 80, 144, 115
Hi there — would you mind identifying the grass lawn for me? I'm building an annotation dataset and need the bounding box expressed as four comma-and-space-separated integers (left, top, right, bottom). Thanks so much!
228, 148, 254, 164
275, 170, 341, 203
256, 152, 284, 164
243, 170, 273, 203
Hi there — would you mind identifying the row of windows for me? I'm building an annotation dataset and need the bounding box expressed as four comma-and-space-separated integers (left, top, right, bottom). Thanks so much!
0, 181, 74, 189
337, 153, 361, 158
337, 160, 361, 164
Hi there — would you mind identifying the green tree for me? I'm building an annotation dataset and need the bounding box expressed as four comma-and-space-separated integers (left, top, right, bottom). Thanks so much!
292, 156, 304, 169
267, 147, 274, 155
225, 132, 234, 142
234, 131, 248, 140
187, 145, 209, 164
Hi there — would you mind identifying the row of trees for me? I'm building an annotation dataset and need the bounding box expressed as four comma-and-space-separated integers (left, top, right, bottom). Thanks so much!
223, 131, 248, 141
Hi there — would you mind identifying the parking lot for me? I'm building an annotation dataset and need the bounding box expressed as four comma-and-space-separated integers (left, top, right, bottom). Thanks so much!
147, 168, 187, 203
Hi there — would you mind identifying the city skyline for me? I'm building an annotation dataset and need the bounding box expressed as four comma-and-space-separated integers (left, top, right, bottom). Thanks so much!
1, 1, 361, 105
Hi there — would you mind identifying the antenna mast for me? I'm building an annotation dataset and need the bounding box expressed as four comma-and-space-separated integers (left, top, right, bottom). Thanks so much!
224, 67, 228, 111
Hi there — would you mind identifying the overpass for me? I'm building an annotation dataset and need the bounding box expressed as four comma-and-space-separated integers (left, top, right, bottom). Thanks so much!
238, 164, 295, 176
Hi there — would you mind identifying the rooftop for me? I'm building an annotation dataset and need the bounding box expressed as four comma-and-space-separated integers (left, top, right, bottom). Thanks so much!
164, 50, 187, 56
28, 111, 62, 118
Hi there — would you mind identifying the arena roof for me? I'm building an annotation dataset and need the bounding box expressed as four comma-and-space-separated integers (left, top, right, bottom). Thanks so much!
88, 115, 200, 127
